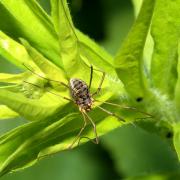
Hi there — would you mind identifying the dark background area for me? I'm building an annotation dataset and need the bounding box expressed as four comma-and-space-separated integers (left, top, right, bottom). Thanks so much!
1, 0, 180, 179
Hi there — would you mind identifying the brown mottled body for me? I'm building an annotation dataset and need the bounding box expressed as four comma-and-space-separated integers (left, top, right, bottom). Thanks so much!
69, 78, 93, 112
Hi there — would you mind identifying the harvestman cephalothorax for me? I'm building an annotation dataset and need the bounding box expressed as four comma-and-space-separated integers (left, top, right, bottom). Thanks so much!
23, 64, 153, 149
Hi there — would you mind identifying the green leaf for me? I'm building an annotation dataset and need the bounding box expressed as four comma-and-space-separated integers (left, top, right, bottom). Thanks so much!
76, 29, 116, 77
51, 0, 89, 78
0, 31, 33, 69
173, 123, 180, 161
132, 0, 155, 84
0, 72, 26, 83
114, 0, 155, 99
0, 88, 68, 121
132, 0, 154, 75
50, 0, 117, 81
131, 0, 143, 17
146, 89, 179, 123
175, 42, 180, 113
20, 38, 67, 83
135, 119, 173, 144
0, 0, 60, 67
151, 0, 180, 99
51, 0, 74, 36
0, 111, 121, 176
0, 105, 19, 120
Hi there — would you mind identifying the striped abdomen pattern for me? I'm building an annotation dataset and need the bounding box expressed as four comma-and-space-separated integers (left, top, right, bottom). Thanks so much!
69, 78, 93, 111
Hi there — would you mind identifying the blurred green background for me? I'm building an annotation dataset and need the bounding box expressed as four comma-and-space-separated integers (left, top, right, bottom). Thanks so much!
1, 0, 180, 179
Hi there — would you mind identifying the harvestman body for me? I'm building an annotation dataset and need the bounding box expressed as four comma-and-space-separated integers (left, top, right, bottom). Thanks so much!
68, 77, 98, 148
23, 65, 125, 148
23, 65, 110, 148
70, 78, 93, 112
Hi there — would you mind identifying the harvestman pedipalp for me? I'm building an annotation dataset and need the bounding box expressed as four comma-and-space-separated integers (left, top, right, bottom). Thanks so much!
23, 64, 153, 149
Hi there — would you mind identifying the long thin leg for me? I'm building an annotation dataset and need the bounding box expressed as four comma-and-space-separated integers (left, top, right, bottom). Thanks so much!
84, 112, 99, 144
92, 70, 105, 97
88, 65, 93, 89
96, 105, 125, 122
81, 62, 105, 96
94, 100, 153, 118
23, 81, 72, 102
77, 136, 97, 146
68, 112, 87, 149
23, 63, 69, 88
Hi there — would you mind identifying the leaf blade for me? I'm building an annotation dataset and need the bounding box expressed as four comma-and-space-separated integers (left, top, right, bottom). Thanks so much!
0, 88, 68, 121
0, 105, 19, 120
0, 0, 60, 67
0, 72, 26, 83
0, 112, 121, 176
151, 0, 180, 98
114, 0, 155, 98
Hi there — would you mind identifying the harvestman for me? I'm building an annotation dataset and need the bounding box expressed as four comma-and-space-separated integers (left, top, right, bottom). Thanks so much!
23, 64, 152, 149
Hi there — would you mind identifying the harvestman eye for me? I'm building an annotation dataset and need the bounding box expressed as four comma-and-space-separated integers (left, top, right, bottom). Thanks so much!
23, 64, 153, 149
